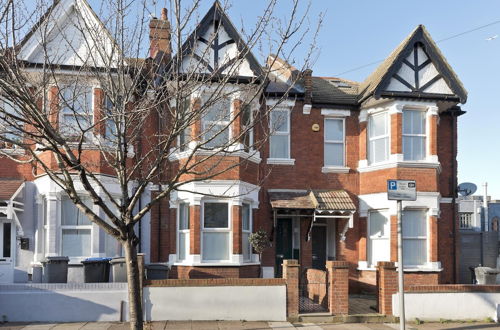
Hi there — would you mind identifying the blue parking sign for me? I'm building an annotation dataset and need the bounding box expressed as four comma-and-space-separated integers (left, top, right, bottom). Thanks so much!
388, 180, 397, 190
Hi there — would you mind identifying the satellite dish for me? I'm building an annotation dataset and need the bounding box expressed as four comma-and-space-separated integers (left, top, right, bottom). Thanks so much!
458, 182, 477, 196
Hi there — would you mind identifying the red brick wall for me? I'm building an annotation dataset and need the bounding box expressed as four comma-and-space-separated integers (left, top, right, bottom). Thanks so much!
169, 265, 260, 279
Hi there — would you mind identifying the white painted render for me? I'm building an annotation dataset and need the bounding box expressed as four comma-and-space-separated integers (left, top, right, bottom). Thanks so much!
144, 285, 287, 321
393, 292, 500, 321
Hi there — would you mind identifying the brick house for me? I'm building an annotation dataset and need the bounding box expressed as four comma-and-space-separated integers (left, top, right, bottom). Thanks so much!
0, 0, 467, 294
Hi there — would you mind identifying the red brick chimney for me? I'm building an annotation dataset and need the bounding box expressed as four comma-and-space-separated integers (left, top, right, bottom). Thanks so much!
149, 8, 171, 61
303, 69, 313, 105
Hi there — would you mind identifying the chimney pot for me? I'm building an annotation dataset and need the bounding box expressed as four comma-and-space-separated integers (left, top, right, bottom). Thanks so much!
161, 8, 168, 20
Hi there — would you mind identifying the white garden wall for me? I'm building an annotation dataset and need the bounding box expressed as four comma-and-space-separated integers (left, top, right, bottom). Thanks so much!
0, 283, 128, 322
393, 292, 500, 321
144, 285, 287, 321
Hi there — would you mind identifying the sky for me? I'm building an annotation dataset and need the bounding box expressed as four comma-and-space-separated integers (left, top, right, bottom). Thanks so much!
221, 0, 500, 199
24, 0, 500, 198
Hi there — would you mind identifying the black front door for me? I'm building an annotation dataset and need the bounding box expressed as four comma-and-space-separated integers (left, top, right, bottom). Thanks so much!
275, 218, 293, 277
312, 225, 327, 270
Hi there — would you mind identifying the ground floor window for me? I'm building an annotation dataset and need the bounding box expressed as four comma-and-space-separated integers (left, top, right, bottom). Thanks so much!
0, 221, 11, 259
402, 209, 427, 267
202, 202, 230, 261
368, 210, 390, 267
61, 196, 92, 257
242, 203, 252, 261
178, 202, 190, 261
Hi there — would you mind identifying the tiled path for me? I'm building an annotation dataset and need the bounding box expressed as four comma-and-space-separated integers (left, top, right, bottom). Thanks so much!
348, 294, 378, 315
1, 321, 499, 329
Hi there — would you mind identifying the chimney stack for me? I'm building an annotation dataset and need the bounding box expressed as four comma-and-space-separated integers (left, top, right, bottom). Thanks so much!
303, 69, 313, 105
149, 8, 171, 61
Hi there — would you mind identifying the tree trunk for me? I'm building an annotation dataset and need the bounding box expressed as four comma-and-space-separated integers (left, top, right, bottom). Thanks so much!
124, 239, 143, 330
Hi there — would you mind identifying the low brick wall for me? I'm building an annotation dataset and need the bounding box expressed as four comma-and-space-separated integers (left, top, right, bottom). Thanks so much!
169, 265, 260, 279
146, 278, 285, 287
406, 284, 500, 293
304, 268, 328, 308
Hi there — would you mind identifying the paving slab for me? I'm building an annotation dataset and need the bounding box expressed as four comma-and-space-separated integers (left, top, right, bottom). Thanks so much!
164, 321, 191, 330
79, 323, 113, 330
19, 325, 56, 330
51, 323, 87, 330
268, 322, 295, 329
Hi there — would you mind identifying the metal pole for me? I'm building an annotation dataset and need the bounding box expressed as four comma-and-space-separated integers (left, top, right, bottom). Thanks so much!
397, 200, 406, 330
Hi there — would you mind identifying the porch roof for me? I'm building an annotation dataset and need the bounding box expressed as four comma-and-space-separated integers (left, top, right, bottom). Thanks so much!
0, 179, 24, 201
268, 190, 355, 212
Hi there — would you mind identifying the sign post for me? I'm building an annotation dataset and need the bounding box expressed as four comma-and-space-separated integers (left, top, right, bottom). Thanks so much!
387, 180, 417, 330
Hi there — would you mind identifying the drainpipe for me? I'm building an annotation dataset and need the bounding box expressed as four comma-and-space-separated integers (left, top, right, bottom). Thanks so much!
483, 182, 489, 232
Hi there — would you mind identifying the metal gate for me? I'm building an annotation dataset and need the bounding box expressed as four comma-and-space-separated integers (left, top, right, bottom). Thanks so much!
299, 268, 328, 313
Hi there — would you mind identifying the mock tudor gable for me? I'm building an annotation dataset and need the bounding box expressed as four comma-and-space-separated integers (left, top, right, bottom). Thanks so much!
178, 1, 263, 80
359, 25, 467, 104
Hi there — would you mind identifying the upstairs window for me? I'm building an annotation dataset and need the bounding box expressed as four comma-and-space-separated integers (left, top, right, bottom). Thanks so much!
368, 112, 389, 164
269, 108, 290, 158
61, 196, 92, 257
459, 212, 473, 230
324, 118, 345, 167
0, 99, 23, 148
403, 110, 426, 161
402, 209, 427, 267
201, 97, 231, 149
178, 98, 192, 152
241, 104, 254, 152
59, 86, 93, 140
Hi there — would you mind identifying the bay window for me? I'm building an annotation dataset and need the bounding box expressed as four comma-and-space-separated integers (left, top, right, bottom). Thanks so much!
178, 202, 190, 261
368, 210, 390, 267
242, 203, 252, 261
324, 118, 345, 167
368, 112, 389, 164
201, 97, 231, 149
403, 110, 426, 160
269, 108, 290, 158
178, 98, 192, 151
402, 209, 427, 267
61, 196, 92, 257
59, 86, 93, 140
202, 202, 230, 261
241, 104, 253, 152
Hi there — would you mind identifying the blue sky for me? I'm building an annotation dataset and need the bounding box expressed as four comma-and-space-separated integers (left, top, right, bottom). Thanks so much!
222, 0, 500, 198
29, 0, 500, 198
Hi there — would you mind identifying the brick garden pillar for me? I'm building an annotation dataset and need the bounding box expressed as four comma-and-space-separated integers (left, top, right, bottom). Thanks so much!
377, 261, 398, 315
282, 259, 299, 320
326, 261, 349, 315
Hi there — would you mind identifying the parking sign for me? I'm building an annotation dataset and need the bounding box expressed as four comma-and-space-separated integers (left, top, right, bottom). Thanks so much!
387, 180, 417, 201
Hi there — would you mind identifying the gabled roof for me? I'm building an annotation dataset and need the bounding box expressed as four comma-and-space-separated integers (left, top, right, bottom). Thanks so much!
17, 0, 121, 68
0, 179, 24, 201
358, 25, 467, 104
177, 1, 264, 79
268, 190, 355, 211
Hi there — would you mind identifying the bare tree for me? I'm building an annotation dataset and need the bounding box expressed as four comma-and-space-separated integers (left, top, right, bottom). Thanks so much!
0, 0, 321, 328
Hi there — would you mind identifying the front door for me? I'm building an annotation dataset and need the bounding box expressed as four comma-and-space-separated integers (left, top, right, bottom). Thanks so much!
312, 225, 327, 270
275, 218, 293, 277
0, 221, 14, 283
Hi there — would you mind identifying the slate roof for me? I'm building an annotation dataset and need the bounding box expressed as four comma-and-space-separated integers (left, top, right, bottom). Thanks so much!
268, 190, 355, 211
312, 77, 359, 106
0, 179, 24, 200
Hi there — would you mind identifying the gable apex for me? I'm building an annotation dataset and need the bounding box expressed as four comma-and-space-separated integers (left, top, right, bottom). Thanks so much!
359, 25, 467, 104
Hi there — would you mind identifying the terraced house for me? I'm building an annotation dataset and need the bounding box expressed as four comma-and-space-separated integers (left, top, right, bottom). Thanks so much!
0, 0, 466, 295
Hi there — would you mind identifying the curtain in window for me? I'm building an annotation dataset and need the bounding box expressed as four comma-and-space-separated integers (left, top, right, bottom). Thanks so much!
402, 209, 427, 266
368, 210, 390, 266
403, 110, 426, 160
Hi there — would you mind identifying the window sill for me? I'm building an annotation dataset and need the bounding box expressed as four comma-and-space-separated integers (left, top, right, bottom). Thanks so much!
267, 158, 295, 165
357, 160, 441, 173
322, 166, 350, 174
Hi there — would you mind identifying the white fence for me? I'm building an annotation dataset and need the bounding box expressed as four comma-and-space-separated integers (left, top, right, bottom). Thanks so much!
393, 292, 500, 321
0, 282, 287, 322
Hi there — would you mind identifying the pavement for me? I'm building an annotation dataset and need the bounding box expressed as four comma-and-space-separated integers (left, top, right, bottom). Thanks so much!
0, 322, 500, 330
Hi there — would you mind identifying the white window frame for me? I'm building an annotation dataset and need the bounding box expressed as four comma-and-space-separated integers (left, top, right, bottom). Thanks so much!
402, 209, 428, 268
268, 107, 291, 161
242, 203, 252, 262
60, 196, 93, 260
59, 85, 94, 140
177, 202, 190, 262
201, 96, 232, 149
402, 109, 426, 161
201, 201, 232, 262
241, 104, 254, 152
0, 99, 23, 150
0, 220, 13, 261
367, 209, 390, 268
324, 117, 345, 167
459, 212, 474, 230
367, 111, 390, 164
